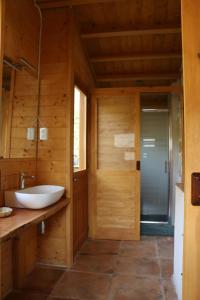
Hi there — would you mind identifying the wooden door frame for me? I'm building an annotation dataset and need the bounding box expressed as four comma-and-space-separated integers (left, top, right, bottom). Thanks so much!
73, 80, 91, 172
181, 0, 200, 299
72, 81, 89, 256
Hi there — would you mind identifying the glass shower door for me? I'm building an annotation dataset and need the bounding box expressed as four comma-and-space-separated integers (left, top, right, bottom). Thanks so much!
141, 110, 169, 222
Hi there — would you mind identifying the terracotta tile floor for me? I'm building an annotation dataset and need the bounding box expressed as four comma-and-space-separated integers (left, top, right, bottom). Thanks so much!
5, 236, 177, 300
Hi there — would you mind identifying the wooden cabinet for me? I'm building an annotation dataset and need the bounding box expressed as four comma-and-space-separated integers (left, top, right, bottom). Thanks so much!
1, 239, 13, 298
0, 226, 37, 299
0, 200, 69, 299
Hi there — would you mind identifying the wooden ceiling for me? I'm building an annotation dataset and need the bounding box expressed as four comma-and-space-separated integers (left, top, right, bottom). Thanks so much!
37, 0, 182, 87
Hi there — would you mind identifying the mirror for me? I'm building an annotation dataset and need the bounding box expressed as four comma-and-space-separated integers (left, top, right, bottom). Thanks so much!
1, 60, 39, 158
1, 63, 12, 157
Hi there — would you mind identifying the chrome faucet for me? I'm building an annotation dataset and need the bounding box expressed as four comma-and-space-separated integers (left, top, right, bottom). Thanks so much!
20, 172, 35, 189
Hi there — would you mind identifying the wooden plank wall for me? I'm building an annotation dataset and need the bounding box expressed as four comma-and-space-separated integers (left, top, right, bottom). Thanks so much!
0, 159, 36, 194
37, 8, 94, 187
73, 17, 95, 89
37, 8, 72, 267
3, 0, 40, 159
0, 1, 40, 298
4, 0, 40, 66
37, 8, 74, 188
0, 0, 40, 196
181, 0, 200, 299
37, 8, 94, 267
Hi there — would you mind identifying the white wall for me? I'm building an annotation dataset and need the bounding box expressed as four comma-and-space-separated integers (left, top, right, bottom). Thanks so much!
173, 185, 184, 300
170, 93, 183, 224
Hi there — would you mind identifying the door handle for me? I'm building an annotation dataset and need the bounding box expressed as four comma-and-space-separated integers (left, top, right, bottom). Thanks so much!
165, 160, 168, 173
136, 161, 140, 171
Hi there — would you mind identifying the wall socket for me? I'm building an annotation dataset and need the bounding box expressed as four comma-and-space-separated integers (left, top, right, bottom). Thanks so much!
27, 128, 35, 140
40, 128, 48, 140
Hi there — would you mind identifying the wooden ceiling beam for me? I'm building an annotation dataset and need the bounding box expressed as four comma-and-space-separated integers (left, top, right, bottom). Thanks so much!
92, 86, 181, 95
97, 73, 180, 82
90, 52, 182, 63
82, 27, 181, 39
37, 0, 123, 9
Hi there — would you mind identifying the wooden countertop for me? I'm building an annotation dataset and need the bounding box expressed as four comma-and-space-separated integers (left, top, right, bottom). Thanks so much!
0, 198, 70, 242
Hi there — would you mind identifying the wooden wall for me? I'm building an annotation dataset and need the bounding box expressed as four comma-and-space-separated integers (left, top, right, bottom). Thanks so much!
9, 70, 39, 159
37, 8, 94, 267
0, 1, 40, 298
181, 0, 200, 299
37, 8, 94, 187
0, 0, 40, 191
37, 8, 72, 267
37, 8, 70, 188
3, 0, 40, 159
0, 159, 36, 195
4, 0, 40, 67
0, 6, 94, 298
73, 17, 95, 89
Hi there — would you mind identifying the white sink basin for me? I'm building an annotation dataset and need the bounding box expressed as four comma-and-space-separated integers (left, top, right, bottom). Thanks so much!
15, 185, 65, 209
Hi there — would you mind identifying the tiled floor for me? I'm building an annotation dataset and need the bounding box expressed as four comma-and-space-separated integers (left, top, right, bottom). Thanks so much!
5, 236, 177, 300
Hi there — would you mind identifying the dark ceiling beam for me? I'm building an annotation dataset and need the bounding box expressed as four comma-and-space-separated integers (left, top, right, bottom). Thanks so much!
90, 52, 182, 63
37, 0, 124, 9
97, 73, 180, 82
81, 27, 181, 39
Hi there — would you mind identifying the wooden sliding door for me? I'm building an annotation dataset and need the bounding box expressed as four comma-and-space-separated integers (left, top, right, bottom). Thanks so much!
90, 91, 140, 240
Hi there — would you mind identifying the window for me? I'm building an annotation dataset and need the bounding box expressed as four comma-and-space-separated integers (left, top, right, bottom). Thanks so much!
73, 86, 87, 171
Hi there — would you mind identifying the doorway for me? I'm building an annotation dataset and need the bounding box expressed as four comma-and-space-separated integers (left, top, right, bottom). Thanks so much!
73, 86, 88, 256
140, 94, 172, 234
